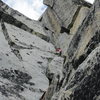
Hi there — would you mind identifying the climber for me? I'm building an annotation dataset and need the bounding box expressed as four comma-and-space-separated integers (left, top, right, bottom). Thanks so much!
56, 48, 62, 56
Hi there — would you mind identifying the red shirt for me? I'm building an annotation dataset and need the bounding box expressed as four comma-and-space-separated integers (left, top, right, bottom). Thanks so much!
56, 48, 62, 53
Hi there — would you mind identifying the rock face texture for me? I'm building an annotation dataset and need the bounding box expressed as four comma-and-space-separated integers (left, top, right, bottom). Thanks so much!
40, 0, 92, 56
0, 0, 100, 100
0, 0, 55, 100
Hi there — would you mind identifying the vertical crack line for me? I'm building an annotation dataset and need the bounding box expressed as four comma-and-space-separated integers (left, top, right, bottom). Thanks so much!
0, 19, 23, 61
0, 19, 12, 44
67, 6, 82, 30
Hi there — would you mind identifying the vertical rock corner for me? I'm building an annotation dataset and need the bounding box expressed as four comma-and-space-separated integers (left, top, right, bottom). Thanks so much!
0, 0, 100, 100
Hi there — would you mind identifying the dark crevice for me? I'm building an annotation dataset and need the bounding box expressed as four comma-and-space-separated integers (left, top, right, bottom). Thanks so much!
55, 75, 61, 91
44, 26, 49, 30
40, 92, 46, 100
68, 34, 81, 59
73, 63, 100, 100
86, 31, 100, 53
67, 6, 94, 60
67, 6, 82, 30
62, 63, 73, 88
72, 30, 100, 69
46, 73, 54, 85
56, 76, 65, 90
0, 9, 49, 42
60, 26, 70, 34
72, 54, 86, 69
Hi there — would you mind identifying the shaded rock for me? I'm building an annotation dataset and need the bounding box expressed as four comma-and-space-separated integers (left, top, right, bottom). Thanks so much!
46, 57, 64, 84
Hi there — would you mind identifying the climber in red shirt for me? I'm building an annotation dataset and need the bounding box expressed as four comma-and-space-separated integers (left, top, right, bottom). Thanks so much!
56, 48, 62, 56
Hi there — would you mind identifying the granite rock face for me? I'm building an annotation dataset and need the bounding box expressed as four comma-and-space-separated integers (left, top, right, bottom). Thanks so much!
0, 0, 100, 100
40, 0, 91, 56
41, 0, 100, 100
0, 1, 56, 100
